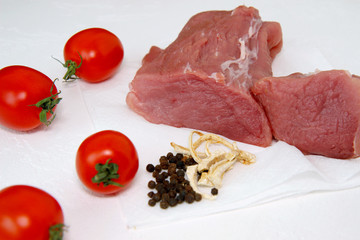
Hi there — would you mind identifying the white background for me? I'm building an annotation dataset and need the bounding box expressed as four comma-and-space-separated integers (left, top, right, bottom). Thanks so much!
1, 0, 360, 239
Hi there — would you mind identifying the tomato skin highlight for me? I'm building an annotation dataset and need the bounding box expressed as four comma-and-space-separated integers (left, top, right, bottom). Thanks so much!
0, 66, 59, 131
64, 28, 124, 83
0, 185, 64, 240
76, 130, 139, 194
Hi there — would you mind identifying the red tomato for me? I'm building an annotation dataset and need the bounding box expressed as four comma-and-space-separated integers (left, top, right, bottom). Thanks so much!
62, 28, 124, 83
0, 185, 65, 240
76, 130, 139, 194
0, 66, 61, 131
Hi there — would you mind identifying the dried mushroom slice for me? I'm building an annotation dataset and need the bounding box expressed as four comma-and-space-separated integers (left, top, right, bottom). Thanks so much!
171, 131, 256, 200
186, 165, 216, 200
206, 158, 237, 188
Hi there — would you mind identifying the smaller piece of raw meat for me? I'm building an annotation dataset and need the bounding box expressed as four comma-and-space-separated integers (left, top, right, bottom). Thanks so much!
252, 70, 360, 159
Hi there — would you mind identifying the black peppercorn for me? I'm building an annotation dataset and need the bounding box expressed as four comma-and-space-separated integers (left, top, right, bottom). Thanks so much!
176, 169, 185, 177
185, 157, 197, 166
211, 188, 218, 195
176, 160, 185, 169
169, 177, 178, 185
183, 184, 190, 191
177, 176, 185, 183
169, 190, 176, 198
156, 174, 165, 183
146, 164, 155, 172
153, 192, 161, 202
154, 164, 162, 172
166, 152, 174, 159
159, 155, 168, 164
168, 168, 176, 176
195, 193, 202, 201
175, 153, 183, 160
169, 163, 176, 168
148, 199, 156, 206
148, 180, 156, 189
162, 193, 170, 202
168, 198, 177, 207
160, 200, 169, 209
161, 171, 169, 179
161, 163, 169, 170
155, 183, 164, 191
176, 196, 184, 204
175, 183, 183, 193
163, 180, 170, 192
169, 156, 177, 164
185, 193, 195, 203
152, 172, 159, 179
178, 189, 186, 200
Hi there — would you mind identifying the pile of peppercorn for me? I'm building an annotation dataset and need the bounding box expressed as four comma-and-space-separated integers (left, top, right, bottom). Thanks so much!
146, 152, 202, 209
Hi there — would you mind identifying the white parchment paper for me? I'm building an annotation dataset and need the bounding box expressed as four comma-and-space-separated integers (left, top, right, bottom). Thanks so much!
77, 40, 360, 228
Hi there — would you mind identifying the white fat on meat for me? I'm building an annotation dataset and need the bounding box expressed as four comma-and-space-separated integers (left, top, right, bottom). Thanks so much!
220, 18, 262, 89
183, 62, 192, 73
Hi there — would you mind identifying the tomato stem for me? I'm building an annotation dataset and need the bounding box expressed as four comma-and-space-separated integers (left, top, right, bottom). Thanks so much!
49, 223, 66, 240
52, 53, 83, 81
29, 79, 62, 126
92, 159, 124, 187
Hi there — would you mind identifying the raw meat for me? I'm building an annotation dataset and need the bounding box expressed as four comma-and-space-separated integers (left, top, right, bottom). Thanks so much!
252, 70, 360, 159
126, 6, 282, 146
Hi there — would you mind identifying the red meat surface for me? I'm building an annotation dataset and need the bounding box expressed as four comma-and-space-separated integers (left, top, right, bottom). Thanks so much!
252, 70, 360, 159
126, 6, 282, 146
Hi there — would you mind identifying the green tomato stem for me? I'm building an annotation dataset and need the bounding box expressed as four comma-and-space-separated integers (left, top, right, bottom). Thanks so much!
49, 223, 66, 240
52, 53, 83, 81
29, 79, 62, 126
92, 159, 124, 187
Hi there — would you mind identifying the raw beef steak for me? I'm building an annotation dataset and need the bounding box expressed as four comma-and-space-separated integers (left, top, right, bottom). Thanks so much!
126, 6, 282, 146
252, 70, 360, 158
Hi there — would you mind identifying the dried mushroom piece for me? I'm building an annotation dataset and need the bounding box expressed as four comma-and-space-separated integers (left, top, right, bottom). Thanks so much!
171, 131, 256, 199
186, 165, 216, 200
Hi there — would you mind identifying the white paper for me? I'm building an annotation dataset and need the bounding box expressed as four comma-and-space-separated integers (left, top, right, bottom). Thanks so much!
76, 40, 360, 228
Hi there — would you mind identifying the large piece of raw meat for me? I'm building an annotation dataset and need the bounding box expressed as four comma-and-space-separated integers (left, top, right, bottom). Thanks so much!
126, 6, 282, 146
252, 70, 360, 159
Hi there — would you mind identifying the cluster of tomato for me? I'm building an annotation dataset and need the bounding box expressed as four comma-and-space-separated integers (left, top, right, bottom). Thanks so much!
0, 28, 139, 239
